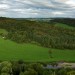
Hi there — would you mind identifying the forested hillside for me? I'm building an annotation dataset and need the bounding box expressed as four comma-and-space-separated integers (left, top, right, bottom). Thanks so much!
0, 17, 75, 49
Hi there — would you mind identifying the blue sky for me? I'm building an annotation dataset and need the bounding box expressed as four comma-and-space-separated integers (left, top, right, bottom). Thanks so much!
0, 0, 75, 18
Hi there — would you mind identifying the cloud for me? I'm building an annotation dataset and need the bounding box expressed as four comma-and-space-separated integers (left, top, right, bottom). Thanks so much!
55, 0, 68, 3
52, 11, 64, 15
0, 4, 10, 9
0, 0, 75, 18
65, 0, 75, 7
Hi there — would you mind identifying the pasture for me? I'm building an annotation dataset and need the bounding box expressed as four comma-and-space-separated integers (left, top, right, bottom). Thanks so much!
0, 37, 75, 62
55, 23, 75, 29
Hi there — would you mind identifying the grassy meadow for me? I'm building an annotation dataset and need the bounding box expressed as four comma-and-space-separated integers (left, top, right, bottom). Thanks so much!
0, 29, 8, 35
0, 37, 75, 62
55, 23, 75, 29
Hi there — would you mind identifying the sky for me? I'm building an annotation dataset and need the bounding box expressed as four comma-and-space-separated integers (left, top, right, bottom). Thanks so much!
0, 0, 75, 18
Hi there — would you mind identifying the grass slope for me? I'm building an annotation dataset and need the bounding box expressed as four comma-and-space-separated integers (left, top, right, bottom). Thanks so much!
0, 29, 8, 35
55, 23, 75, 29
0, 37, 75, 62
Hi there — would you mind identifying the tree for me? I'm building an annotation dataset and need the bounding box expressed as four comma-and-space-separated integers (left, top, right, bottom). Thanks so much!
43, 70, 53, 75
23, 69, 37, 75
67, 71, 75, 75
48, 49, 53, 58
57, 68, 67, 75
0, 61, 12, 75
1, 73, 10, 75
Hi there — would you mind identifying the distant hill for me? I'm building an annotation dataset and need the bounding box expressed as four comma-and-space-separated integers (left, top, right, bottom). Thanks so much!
51, 18, 75, 27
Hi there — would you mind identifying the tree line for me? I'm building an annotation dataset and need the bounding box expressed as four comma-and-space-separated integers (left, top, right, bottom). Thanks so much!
0, 60, 75, 75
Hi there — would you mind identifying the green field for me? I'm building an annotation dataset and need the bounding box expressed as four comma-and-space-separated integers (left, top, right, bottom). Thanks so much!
0, 37, 75, 62
55, 23, 75, 29
0, 29, 8, 34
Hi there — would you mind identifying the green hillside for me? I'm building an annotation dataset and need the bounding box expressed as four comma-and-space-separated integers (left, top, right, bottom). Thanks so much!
0, 37, 75, 62
0, 18, 75, 62
0, 29, 8, 35
54, 23, 75, 29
